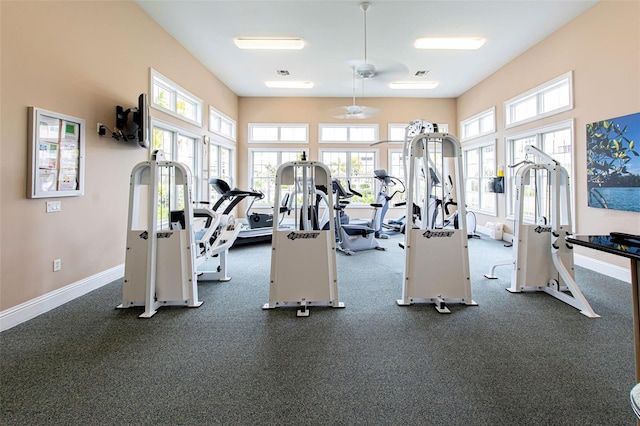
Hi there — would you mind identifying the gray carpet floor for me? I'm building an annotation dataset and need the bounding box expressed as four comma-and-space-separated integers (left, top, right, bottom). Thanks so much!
1, 233, 636, 425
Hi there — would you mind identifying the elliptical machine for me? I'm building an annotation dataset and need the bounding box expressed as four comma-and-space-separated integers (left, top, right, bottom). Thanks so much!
369, 169, 405, 238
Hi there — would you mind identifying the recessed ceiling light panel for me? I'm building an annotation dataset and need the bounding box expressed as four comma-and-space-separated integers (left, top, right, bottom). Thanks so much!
389, 81, 439, 90
414, 37, 485, 50
265, 81, 314, 89
234, 37, 305, 50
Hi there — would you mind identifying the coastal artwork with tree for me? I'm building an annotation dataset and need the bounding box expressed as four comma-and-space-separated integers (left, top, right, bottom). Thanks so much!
586, 112, 640, 212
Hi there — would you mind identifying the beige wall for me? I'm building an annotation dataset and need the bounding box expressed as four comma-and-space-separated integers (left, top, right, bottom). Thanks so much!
0, 1, 237, 310
457, 0, 640, 267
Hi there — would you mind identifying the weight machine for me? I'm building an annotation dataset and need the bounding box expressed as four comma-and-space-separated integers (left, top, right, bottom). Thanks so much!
397, 122, 476, 313
484, 145, 599, 318
118, 150, 241, 318
263, 159, 344, 317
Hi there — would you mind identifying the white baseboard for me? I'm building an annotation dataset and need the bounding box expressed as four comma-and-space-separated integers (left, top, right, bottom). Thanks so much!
0, 264, 124, 332
574, 254, 631, 284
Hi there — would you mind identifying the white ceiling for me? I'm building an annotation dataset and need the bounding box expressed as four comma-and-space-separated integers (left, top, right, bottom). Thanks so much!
135, 0, 597, 99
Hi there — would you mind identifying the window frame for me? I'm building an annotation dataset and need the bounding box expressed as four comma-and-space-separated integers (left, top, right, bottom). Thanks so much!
150, 68, 203, 127
504, 119, 575, 223
209, 106, 236, 142
318, 147, 379, 206
462, 139, 497, 216
248, 148, 308, 208
248, 123, 309, 144
460, 107, 496, 141
504, 71, 573, 129
318, 123, 379, 144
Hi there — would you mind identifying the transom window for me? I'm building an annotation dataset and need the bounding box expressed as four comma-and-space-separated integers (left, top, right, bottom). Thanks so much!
320, 149, 377, 204
319, 124, 378, 144
460, 108, 495, 141
248, 123, 309, 143
209, 107, 236, 141
463, 141, 497, 215
150, 69, 203, 127
504, 71, 573, 128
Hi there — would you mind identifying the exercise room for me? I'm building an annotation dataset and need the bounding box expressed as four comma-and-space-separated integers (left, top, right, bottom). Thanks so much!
2, 1, 639, 424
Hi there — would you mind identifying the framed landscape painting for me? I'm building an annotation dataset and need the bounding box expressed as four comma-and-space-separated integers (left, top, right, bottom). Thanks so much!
586, 112, 640, 212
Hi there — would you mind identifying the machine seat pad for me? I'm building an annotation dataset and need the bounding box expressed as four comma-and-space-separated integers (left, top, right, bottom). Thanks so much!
342, 225, 375, 237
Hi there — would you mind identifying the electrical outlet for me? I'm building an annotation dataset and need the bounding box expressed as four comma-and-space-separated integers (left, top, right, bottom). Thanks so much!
53, 259, 62, 272
97, 123, 106, 136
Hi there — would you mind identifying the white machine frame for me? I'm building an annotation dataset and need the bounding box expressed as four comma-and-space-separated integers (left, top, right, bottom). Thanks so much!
397, 123, 476, 313
118, 150, 240, 318
263, 160, 344, 317
484, 145, 599, 318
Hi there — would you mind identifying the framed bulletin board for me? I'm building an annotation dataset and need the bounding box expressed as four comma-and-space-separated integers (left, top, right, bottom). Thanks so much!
28, 107, 85, 198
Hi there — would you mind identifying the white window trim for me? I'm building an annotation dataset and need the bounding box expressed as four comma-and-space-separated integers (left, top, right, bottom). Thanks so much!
460, 107, 496, 141
151, 117, 203, 196
504, 119, 575, 223
208, 106, 236, 143
318, 147, 379, 207
248, 148, 309, 208
248, 123, 309, 144
387, 123, 409, 143
318, 123, 379, 144
504, 71, 573, 129
150, 68, 203, 128
462, 139, 498, 216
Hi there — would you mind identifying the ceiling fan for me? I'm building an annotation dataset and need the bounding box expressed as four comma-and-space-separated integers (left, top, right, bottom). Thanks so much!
331, 3, 407, 119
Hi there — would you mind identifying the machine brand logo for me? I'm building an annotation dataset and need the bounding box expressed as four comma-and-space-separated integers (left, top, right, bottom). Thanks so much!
157, 232, 173, 239
139, 231, 149, 240
534, 226, 552, 233
287, 231, 320, 240
422, 230, 454, 238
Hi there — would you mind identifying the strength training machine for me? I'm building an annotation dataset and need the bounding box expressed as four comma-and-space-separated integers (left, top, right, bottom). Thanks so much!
397, 120, 476, 313
263, 158, 344, 317
484, 145, 599, 318
118, 150, 241, 318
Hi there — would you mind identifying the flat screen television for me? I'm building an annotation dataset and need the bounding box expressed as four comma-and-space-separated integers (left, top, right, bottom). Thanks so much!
115, 93, 149, 148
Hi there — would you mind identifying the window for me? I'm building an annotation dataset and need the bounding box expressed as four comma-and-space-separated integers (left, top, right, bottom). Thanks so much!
249, 149, 306, 206
319, 124, 378, 144
463, 141, 497, 215
505, 120, 574, 221
205, 139, 235, 205
150, 69, 203, 127
504, 72, 573, 128
460, 108, 495, 141
388, 149, 407, 203
151, 120, 200, 212
320, 149, 377, 204
248, 123, 308, 143
209, 107, 236, 141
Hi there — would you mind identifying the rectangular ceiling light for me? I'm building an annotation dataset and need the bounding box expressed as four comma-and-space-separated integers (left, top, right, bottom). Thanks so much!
414, 37, 485, 50
234, 37, 305, 50
265, 81, 314, 89
389, 81, 439, 90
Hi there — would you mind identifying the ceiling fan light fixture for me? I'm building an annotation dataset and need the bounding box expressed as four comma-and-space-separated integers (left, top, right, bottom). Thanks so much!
389, 81, 439, 90
234, 37, 305, 50
414, 37, 485, 50
265, 80, 314, 89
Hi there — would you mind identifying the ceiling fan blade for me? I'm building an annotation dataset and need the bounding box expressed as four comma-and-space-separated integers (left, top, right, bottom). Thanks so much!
330, 105, 380, 119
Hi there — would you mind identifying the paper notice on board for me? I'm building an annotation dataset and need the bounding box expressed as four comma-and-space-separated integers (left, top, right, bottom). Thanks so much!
62, 121, 79, 143
38, 169, 58, 192
58, 169, 77, 191
38, 115, 60, 140
38, 142, 58, 169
